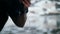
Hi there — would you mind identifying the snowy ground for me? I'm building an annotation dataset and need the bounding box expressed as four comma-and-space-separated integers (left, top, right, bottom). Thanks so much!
0, 0, 60, 34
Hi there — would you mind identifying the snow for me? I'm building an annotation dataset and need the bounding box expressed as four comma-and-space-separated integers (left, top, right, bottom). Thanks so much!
0, 0, 60, 34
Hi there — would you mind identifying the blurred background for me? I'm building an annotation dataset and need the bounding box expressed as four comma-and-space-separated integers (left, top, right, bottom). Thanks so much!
0, 0, 60, 34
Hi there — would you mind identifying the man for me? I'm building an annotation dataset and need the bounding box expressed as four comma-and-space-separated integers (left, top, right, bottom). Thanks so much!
0, 0, 31, 31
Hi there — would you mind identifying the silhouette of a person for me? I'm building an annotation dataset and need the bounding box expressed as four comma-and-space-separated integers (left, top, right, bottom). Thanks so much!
0, 0, 30, 31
